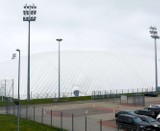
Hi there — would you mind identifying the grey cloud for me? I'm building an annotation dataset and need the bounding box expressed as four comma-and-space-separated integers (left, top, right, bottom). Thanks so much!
0, 0, 160, 63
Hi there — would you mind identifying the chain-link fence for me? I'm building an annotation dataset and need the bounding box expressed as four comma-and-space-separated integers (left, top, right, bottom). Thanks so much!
3, 102, 155, 131
91, 87, 154, 106
0, 79, 14, 100
91, 87, 154, 100
0, 87, 156, 131
1, 103, 118, 131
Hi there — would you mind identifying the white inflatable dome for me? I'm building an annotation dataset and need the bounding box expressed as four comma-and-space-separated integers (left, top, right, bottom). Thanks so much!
0, 51, 156, 99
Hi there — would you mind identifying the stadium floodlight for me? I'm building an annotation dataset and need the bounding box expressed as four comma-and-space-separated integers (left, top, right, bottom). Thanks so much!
23, 4, 37, 101
149, 26, 160, 91
12, 53, 16, 59
23, 4, 37, 21
56, 39, 63, 99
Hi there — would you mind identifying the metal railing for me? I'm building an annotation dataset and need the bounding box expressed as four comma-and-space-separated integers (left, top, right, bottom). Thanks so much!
0, 87, 157, 131
1, 105, 116, 131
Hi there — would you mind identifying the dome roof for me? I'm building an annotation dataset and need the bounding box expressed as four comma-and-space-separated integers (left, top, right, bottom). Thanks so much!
0, 51, 156, 99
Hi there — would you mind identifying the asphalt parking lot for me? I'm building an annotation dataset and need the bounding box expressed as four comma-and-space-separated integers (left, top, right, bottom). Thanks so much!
34, 95, 160, 130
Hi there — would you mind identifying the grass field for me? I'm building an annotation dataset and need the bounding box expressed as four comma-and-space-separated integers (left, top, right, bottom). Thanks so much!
0, 114, 66, 131
0, 96, 91, 106
0, 96, 91, 131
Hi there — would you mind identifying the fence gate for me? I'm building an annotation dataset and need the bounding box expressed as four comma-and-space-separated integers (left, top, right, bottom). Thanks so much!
132, 94, 145, 106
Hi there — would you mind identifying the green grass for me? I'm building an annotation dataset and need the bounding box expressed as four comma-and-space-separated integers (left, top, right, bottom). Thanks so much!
0, 114, 66, 131
0, 96, 92, 107
18, 96, 91, 105
0, 96, 92, 130
0, 93, 146, 106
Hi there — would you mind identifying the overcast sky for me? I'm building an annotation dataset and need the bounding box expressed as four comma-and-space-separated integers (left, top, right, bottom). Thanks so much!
0, 0, 160, 62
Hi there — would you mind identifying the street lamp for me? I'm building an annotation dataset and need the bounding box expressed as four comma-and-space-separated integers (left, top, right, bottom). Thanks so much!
56, 38, 63, 99
12, 49, 21, 131
23, 4, 37, 101
149, 26, 160, 91
16, 49, 21, 102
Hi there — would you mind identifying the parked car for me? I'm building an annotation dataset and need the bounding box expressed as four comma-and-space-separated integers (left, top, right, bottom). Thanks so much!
144, 107, 160, 118
134, 109, 157, 118
116, 114, 153, 131
136, 115, 160, 130
156, 113, 160, 122
144, 92, 158, 97
146, 105, 160, 122
115, 110, 135, 118
149, 104, 160, 108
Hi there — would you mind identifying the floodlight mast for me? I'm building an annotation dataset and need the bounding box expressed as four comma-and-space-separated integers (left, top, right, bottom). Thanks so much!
149, 26, 160, 92
23, 4, 37, 101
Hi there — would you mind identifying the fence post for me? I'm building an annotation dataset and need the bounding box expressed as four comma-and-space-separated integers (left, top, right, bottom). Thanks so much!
33, 106, 35, 121
105, 90, 107, 98
5, 79, 6, 97
85, 116, 87, 131
13, 104, 15, 115
55, 93, 56, 98
31, 92, 32, 100
143, 95, 145, 106
120, 95, 121, 104
41, 108, 44, 124
51, 110, 52, 127
5, 98, 9, 114
19, 105, 21, 117
72, 114, 74, 131
61, 112, 63, 131
127, 95, 128, 104
100, 119, 102, 131
116, 89, 117, 97
26, 104, 28, 119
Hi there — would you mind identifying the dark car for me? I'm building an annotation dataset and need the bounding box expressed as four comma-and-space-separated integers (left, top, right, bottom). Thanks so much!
144, 92, 158, 97
134, 109, 157, 118
116, 114, 153, 131
144, 107, 160, 118
115, 110, 135, 118
149, 104, 160, 108
137, 115, 160, 131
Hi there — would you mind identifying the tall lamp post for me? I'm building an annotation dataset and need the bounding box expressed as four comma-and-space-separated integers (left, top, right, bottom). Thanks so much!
149, 26, 160, 91
56, 38, 63, 99
16, 49, 21, 104
12, 49, 21, 131
23, 4, 37, 101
